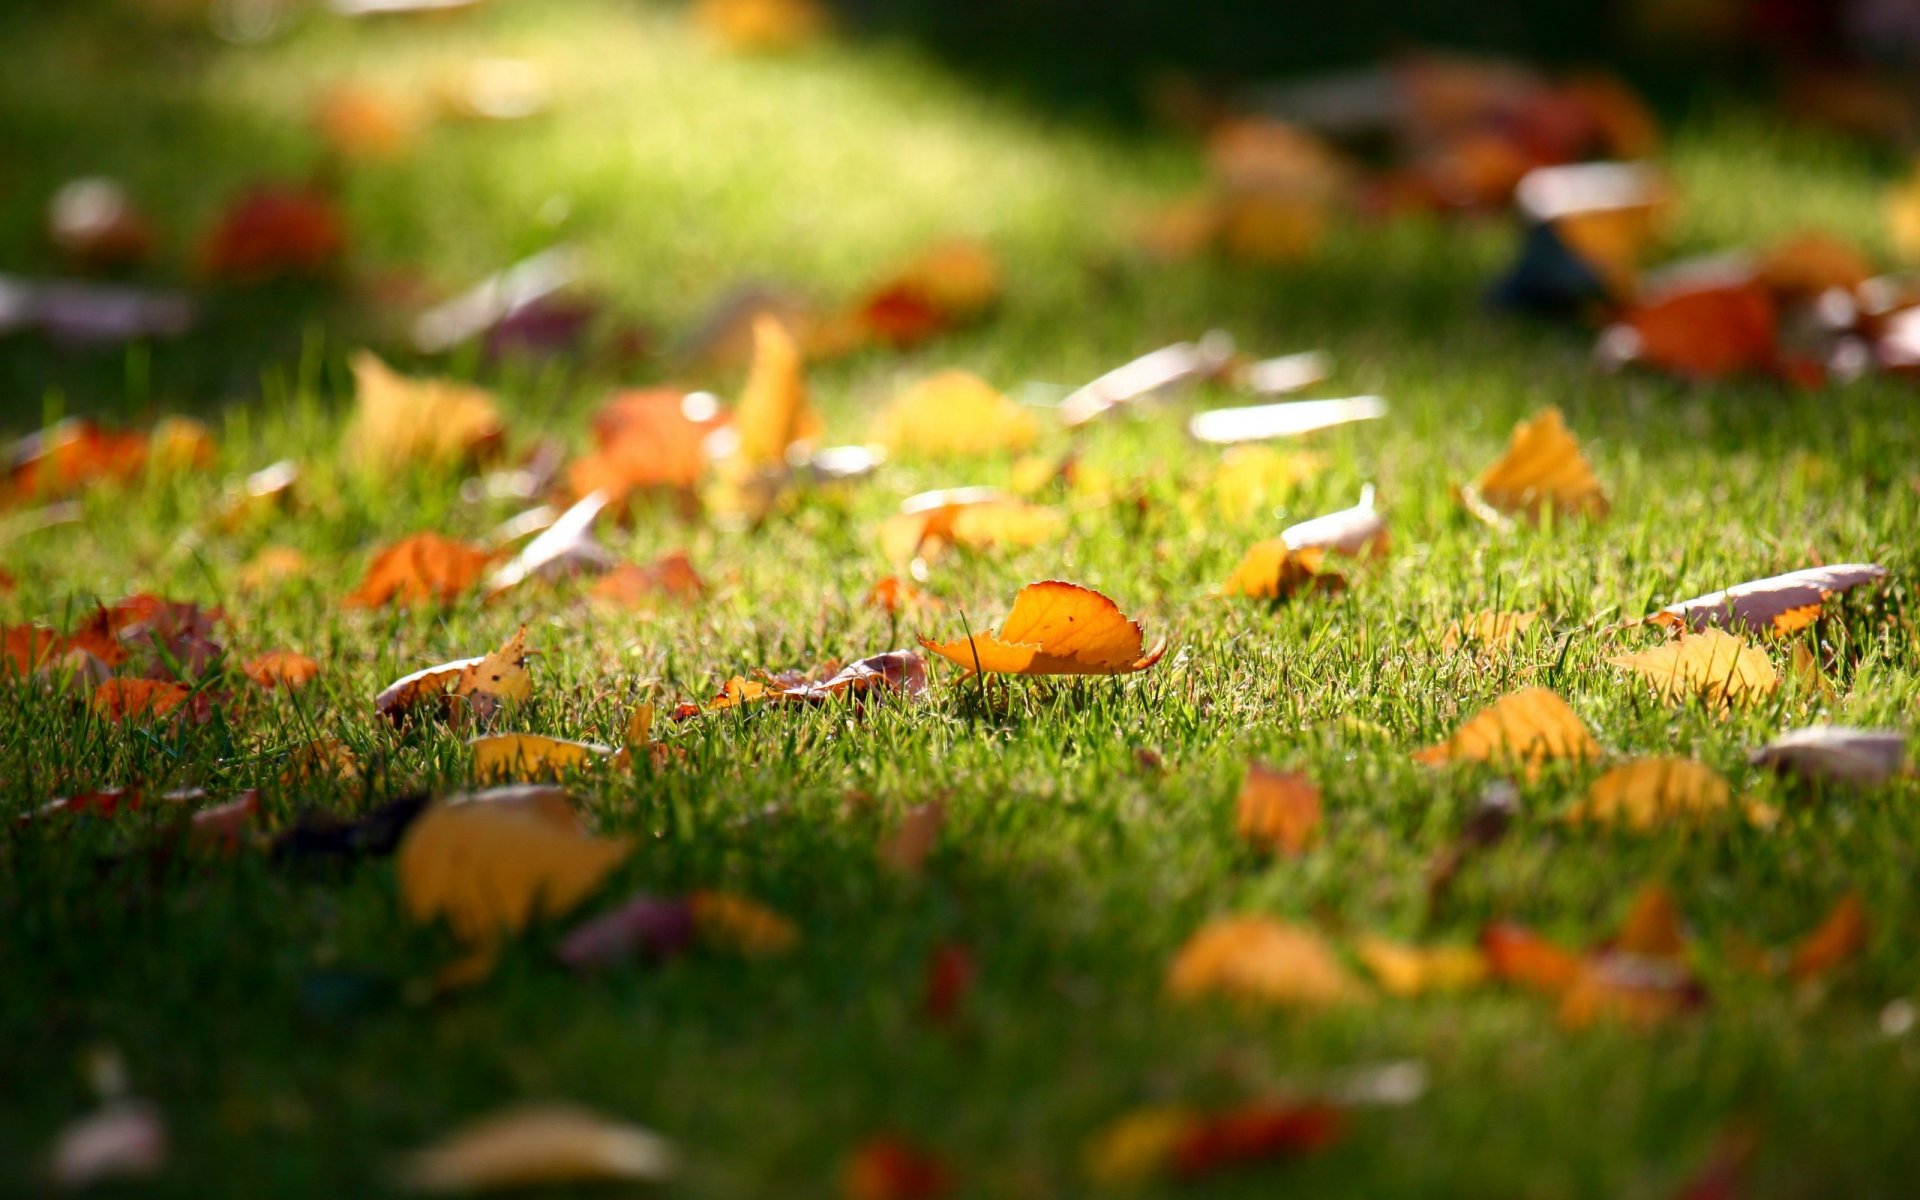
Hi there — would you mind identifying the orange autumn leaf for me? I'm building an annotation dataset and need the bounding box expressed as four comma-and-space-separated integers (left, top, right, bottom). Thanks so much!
1414, 687, 1601, 770
1789, 892, 1869, 982
1467, 407, 1608, 520
1439, 610, 1540, 651
313, 84, 422, 161
91, 678, 192, 723
200, 184, 346, 282
1613, 883, 1689, 962
345, 532, 492, 609
921, 581, 1166, 676
242, 649, 319, 690
236, 545, 310, 592
589, 552, 707, 609
345, 351, 504, 472
375, 628, 530, 722
1649, 563, 1887, 637
689, 890, 799, 955
1605, 278, 1778, 380
693, 0, 830, 52
865, 575, 937, 615
1610, 628, 1779, 708
1479, 923, 1588, 995
730, 315, 821, 470
870, 371, 1038, 459
849, 241, 1001, 347
568, 389, 722, 501
6, 419, 151, 502
1757, 232, 1873, 302
1353, 936, 1487, 996
881, 488, 1064, 563
1166, 916, 1367, 1007
1234, 764, 1321, 855
1565, 758, 1737, 830
1217, 540, 1343, 600
841, 1137, 952, 1200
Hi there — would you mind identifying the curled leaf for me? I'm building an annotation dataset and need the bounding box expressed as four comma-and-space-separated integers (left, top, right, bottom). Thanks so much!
1281, 487, 1388, 558
1750, 725, 1906, 785
394, 1104, 676, 1191
921, 581, 1166, 676
1649, 563, 1887, 636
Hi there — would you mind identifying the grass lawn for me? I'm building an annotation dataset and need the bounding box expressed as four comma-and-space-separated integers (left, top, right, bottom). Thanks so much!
4, 1, 1920, 1196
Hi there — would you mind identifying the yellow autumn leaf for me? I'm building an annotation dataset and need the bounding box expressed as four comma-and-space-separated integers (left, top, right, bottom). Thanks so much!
397, 787, 630, 949
880, 487, 1064, 564
1210, 445, 1325, 522
1610, 628, 1779, 708
345, 351, 503, 472
692, 0, 830, 52
1083, 1107, 1198, 1187
870, 370, 1038, 458
1890, 163, 1920, 264
470, 733, 613, 781
394, 1104, 677, 1191
1565, 757, 1734, 830
731, 315, 821, 470
689, 890, 799, 955
1354, 935, 1488, 996
1466, 407, 1608, 520
1235, 763, 1321, 855
1166, 916, 1367, 1007
453, 626, 533, 709
920, 580, 1167, 676
1439, 610, 1540, 651
1414, 687, 1601, 770
1218, 540, 1342, 600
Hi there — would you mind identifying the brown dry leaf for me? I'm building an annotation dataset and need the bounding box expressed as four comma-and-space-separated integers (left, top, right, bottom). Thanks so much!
1414, 687, 1600, 771
397, 787, 629, 956
1218, 540, 1343, 600
1750, 725, 1905, 785
689, 890, 799, 955
1466, 408, 1609, 520
346, 533, 492, 609
1354, 936, 1488, 996
1166, 916, 1368, 1007
921, 581, 1166, 676
242, 650, 319, 691
1789, 892, 1869, 982
590, 552, 707, 609
236, 545, 309, 592
870, 370, 1037, 458
1566, 758, 1735, 830
394, 1104, 676, 1191
878, 799, 945, 876
1281, 488, 1388, 558
1235, 764, 1321, 855
1649, 563, 1887, 637
1440, 610, 1540, 651
1610, 628, 1779, 708
345, 352, 503, 472
692, 0, 830, 52
6, 419, 152, 502
567, 389, 722, 503
731, 315, 821, 470
91, 679, 194, 723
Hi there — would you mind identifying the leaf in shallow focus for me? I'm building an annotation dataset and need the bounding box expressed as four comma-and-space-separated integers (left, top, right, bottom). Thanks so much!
1610, 628, 1778, 708
1234, 764, 1321, 855
345, 533, 492, 610
1789, 892, 1869, 982
393, 1103, 676, 1191
1649, 563, 1887, 636
590, 551, 706, 609
1414, 687, 1600, 771
689, 890, 799, 955
1354, 936, 1487, 996
1565, 758, 1734, 830
1749, 725, 1906, 785
1603, 276, 1778, 380
566, 389, 721, 503
871, 370, 1037, 458
1209, 445, 1326, 521
840, 1136, 952, 1200
1218, 540, 1342, 600
469, 733, 613, 781
731, 315, 821, 470
920, 581, 1166, 676
344, 351, 503, 472
91, 679, 195, 724
1466, 407, 1608, 520
1166, 916, 1367, 1007
452, 627, 533, 724
1439, 610, 1539, 651
242, 650, 318, 691
880, 487, 1063, 564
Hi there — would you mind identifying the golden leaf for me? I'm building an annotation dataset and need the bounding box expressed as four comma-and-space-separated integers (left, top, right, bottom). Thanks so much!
1466, 408, 1608, 520
470, 733, 613, 781
1566, 758, 1734, 830
692, 0, 830, 52
1166, 916, 1367, 1007
1439, 610, 1540, 651
345, 351, 503, 472
881, 487, 1063, 564
1610, 628, 1779, 708
1235, 764, 1321, 855
1218, 540, 1342, 600
1414, 687, 1600, 770
731, 315, 821, 470
394, 1104, 676, 1191
453, 627, 533, 707
242, 649, 319, 690
1354, 936, 1487, 996
345, 533, 492, 610
920, 581, 1166, 676
688, 890, 799, 955
870, 370, 1038, 458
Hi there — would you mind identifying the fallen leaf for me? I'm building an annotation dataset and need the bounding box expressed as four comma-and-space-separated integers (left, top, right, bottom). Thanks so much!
688, 889, 799, 955
865, 575, 937, 614
921, 581, 1166, 676
1171, 1104, 1345, 1179
6, 419, 152, 501
483, 492, 612, 597
878, 799, 945, 875
91, 679, 195, 724
394, 1104, 676, 1191
1649, 563, 1888, 636
1209, 445, 1326, 521
1789, 892, 1869, 982
841, 1137, 952, 1200
1060, 335, 1236, 427
345, 352, 504, 472
1188, 395, 1387, 444
590, 552, 706, 608
397, 787, 629, 957
375, 629, 530, 723
556, 892, 697, 972
1610, 629, 1779, 708
1465, 407, 1608, 520
881, 488, 1063, 564
1566, 758, 1735, 830
1478, 923, 1589, 994
49, 1101, 167, 1189
779, 650, 929, 703
1602, 275, 1778, 380
1235, 764, 1321, 855
469, 733, 612, 781
1750, 724, 1905, 785
346, 533, 492, 609
313, 84, 422, 161
1166, 916, 1368, 1007
848, 241, 1001, 348
243, 650, 319, 690
200, 184, 346, 282
1439, 610, 1540, 650
1354, 936, 1487, 996
1612, 883, 1689, 962
871, 371, 1037, 458
1281, 487, 1388, 557
567, 389, 722, 503
1219, 540, 1344, 600
237, 545, 310, 592
693, 0, 830, 52
281, 736, 360, 783
1758, 232, 1873, 302
729, 315, 821, 470
1414, 687, 1601, 770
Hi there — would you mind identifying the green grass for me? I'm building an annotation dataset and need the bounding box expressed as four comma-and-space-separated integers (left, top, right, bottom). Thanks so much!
4, 2, 1920, 1196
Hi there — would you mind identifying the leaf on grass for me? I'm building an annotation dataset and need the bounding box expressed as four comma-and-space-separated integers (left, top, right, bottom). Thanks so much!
394, 1104, 676, 1192
200, 185, 346, 282
483, 492, 613, 598
1414, 687, 1600, 770
1565, 758, 1735, 830
1170, 1104, 1345, 1180
1483, 887, 1704, 1028
1601, 276, 1778, 380
730, 315, 821, 470
1750, 724, 1905, 785
878, 799, 945, 876
1649, 563, 1887, 636
880, 488, 1063, 564
1166, 916, 1368, 1007
693, 0, 831, 52
375, 629, 530, 723
848, 241, 1002, 349
567, 389, 722, 503
346, 533, 492, 609
1218, 540, 1343, 601
1611, 883, 1689, 962
841, 1137, 952, 1200
590, 551, 706, 609
1480, 923, 1588, 995
1789, 892, 1869, 982
345, 353, 503, 474
921, 581, 1166, 676
1281, 487, 1388, 558
470, 733, 613, 781
242, 650, 319, 691
237, 545, 310, 592
1187, 395, 1386, 444
689, 890, 799, 955
5, 419, 156, 501
1465, 407, 1608, 520
865, 575, 937, 614
1235, 764, 1321, 855
1059, 335, 1236, 427
556, 892, 697, 972
1610, 629, 1778, 708
397, 787, 629, 953
871, 370, 1037, 458
1439, 610, 1539, 651
1354, 936, 1487, 996
91, 679, 196, 724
